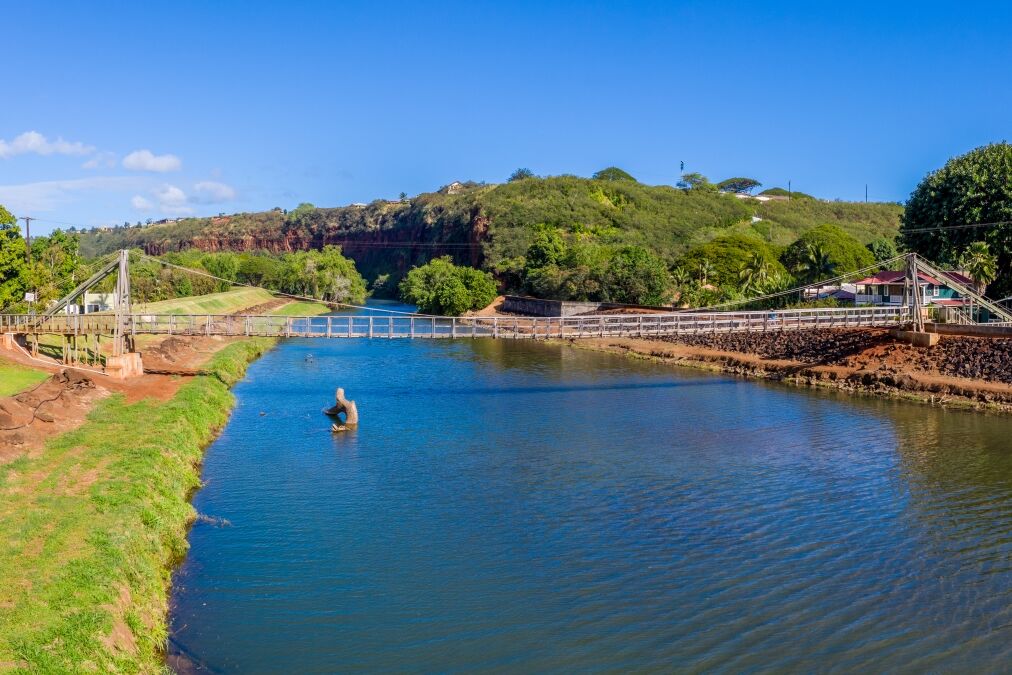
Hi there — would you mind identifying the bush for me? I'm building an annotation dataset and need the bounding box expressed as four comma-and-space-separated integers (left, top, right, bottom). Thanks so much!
399, 256, 497, 315
678, 234, 788, 289
781, 224, 875, 277
592, 167, 637, 182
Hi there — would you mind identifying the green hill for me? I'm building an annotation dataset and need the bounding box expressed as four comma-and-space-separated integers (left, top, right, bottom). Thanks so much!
78, 175, 902, 285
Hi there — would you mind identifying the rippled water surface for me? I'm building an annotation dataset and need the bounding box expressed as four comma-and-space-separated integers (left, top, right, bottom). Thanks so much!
169, 309, 1012, 672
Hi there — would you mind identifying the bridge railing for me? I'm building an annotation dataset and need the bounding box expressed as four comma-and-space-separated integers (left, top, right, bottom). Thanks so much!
0, 305, 909, 339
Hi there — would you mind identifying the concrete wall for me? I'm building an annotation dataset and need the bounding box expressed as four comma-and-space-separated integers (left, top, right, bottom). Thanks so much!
501, 296, 673, 317
501, 296, 603, 317
925, 322, 1012, 338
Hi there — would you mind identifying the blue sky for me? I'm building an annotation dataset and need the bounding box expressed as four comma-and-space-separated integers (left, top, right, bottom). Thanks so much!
3, 0, 1011, 234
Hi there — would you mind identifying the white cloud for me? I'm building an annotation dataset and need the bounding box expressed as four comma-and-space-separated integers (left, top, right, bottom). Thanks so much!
0, 176, 145, 212
131, 195, 154, 211
192, 180, 236, 203
123, 149, 182, 172
0, 131, 95, 159
154, 184, 192, 214
82, 151, 118, 170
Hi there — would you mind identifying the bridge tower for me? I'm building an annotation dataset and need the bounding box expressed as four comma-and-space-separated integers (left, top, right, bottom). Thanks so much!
112, 249, 133, 357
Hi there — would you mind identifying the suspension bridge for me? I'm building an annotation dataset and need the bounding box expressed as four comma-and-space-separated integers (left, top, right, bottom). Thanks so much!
1, 250, 1010, 377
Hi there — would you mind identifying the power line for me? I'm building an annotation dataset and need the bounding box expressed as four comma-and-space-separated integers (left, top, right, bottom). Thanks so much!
685, 254, 910, 312
901, 220, 1012, 234
135, 252, 435, 316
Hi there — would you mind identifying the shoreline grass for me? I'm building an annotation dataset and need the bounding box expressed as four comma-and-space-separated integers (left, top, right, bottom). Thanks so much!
0, 358, 50, 397
0, 338, 274, 672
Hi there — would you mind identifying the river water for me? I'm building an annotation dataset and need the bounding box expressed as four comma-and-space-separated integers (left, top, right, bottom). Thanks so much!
169, 306, 1012, 672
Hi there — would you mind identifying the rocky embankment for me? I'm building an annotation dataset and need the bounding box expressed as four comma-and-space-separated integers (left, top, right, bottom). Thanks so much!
576, 329, 1012, 411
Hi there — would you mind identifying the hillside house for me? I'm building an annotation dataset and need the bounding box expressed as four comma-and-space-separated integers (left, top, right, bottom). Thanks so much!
854, 270, 974, 308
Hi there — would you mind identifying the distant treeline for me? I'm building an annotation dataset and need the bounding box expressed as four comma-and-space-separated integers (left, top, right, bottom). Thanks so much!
125, 247, 367, 305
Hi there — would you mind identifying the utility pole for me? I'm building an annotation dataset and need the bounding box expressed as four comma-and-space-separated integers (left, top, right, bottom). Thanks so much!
20, 216, 33, 265
865, 184, 868, 203
788, 180, 792, 202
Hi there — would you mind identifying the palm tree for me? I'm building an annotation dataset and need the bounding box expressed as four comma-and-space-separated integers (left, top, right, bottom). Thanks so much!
739, 253, 772, 296
959, 241, 998, 295
671, 266, 690, 288
697, 259, 715, 286
799, 243, 836, 297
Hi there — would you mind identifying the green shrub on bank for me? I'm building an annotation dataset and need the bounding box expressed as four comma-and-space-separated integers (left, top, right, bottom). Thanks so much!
399, 257, 497, 315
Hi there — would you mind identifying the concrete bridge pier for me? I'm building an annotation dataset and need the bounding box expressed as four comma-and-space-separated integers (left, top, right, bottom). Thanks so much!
105, 353, 144, 379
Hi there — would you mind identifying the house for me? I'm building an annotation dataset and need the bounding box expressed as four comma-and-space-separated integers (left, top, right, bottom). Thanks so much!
83, 292, 116, 314
853, 270, 974, 308
441, 181, 466, 195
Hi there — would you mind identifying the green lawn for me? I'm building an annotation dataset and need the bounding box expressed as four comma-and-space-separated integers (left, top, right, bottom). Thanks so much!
135, 287, 275, 315
0, 359, 50, 396
273, 300, 332, 316
0, 339, 274, 672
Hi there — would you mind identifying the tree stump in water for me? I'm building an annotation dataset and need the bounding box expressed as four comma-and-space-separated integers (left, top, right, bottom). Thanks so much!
325, 387, 358, 428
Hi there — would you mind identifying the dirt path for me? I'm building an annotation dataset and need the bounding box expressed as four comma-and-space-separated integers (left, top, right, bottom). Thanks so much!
0, 334, 240, 462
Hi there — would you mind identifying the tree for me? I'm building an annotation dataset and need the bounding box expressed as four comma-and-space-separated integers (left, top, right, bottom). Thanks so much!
677, 172, 714, 190
697, 259, 715, 286
716, 177, 762, 194
679, 234, 788, 289
202, 252, 240, 291
399, 191, 408, 201
601, 246, 672, 305
288, 202, 316, 222
524, 227, 567, 270
508, 168, 535, 182
671, 266, 690, 289
399, 256, 497, 315
739, 252, 775, 295
798, 242, 837, 287
902, 142, 1012, 298
867, 237, 898, 265
0, 204, 27, 309
782, 224, 874, 279
592, 167, 636, 182
958, 241, 998, 295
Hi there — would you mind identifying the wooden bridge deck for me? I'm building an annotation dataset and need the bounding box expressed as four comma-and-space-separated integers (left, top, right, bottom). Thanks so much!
1, 306, 908, 340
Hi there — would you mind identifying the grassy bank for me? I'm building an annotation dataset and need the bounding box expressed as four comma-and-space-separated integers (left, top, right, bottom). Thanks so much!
0, 338, 274, 672
0, 358, 49, 396
135, 288, 275, 315
274, 300, 332, 316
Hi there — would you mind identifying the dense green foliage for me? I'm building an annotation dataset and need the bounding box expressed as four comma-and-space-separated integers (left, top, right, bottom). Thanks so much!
716, 177, 762, 194
902, 142, 1012, 297
74, 173, 902, 307
679, 234, 788, 289
508, 168, 535, 182
104, 247, 367, 305
592, 167, 637, 182
399, 256, 497, 315
0, 205, 85, 312
519, 225, 673, 305
867, 237, 899, 265
781, 224, 875, 279
760, 187, 815, 200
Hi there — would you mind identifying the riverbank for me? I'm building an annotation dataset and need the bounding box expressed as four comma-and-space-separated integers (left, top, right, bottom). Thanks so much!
0, 337, 273, 672
565, 329, 1012, 413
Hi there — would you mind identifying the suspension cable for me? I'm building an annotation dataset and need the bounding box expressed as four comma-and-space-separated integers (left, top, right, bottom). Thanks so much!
134, 252, 437, 316
685, 254, 910, 312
